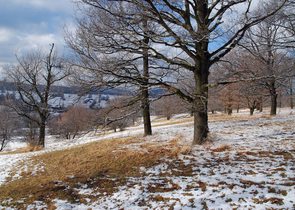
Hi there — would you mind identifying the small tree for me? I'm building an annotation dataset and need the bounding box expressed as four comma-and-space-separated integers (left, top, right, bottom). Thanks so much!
7, 44, 68, 147
218, 83, 241, 115
153, 95, 187, 120
238, 81, 266, 115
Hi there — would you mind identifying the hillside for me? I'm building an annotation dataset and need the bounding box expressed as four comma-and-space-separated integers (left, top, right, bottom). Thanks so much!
0, 80, 129, 110
0, 81, 166, 111
0, 108, 294, 209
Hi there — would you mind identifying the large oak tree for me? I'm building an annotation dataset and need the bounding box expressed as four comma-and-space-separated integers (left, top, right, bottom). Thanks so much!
74, 0, 286, 144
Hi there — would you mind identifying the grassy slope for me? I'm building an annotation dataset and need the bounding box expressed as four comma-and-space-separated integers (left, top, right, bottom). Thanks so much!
0, 136, 187, 209
0, 111, 292, 209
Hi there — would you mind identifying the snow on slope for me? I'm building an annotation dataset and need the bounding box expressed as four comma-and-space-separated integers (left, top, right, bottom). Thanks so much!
0, 108, 295, 209
53, 111, 295, 209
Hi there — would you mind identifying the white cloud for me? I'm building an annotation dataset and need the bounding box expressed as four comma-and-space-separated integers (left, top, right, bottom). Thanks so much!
7, 0, 74, 13
0, 28, 14, 43
15, 33, 64, 55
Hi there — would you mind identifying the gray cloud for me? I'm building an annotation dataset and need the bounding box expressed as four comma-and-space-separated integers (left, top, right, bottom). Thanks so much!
0, 0, 75, 66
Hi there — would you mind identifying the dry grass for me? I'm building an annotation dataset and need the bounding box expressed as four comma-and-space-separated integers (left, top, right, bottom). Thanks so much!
152, 117, 193, 127
252, 197, 284, 205
208, 113, 264, 122
151, 113, 257, 127
149, 112, 269, 127
0, 144, 43, 156
211, 145, 231, 152
0, 136, 186, 209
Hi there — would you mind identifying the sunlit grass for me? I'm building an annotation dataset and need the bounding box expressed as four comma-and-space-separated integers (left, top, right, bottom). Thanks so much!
0, 136, 186, 208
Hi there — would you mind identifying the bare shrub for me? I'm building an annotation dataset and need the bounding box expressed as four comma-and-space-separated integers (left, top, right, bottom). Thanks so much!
49, 106, 97, 139
153, 95, 188, 120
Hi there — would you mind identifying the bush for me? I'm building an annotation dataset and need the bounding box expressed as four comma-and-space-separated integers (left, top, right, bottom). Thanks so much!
49, 106, 97, 139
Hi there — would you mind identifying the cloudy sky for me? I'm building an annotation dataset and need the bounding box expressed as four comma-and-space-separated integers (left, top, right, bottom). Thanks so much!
0, 0, 76, 68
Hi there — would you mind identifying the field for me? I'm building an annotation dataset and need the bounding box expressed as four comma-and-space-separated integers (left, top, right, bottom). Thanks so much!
0, 108, 294, 209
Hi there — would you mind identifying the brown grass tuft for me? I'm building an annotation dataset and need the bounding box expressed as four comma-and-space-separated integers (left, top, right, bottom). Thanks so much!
211, 145, 231, 152
198, 181, 207, 191
252, 197, 284, 205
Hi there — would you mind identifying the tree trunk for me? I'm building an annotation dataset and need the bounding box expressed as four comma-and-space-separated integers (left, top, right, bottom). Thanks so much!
227, 106, 233, 115
193, 109, 208, 145
278, 93, 282, 108
250, 107, 255, 115
270, 83, 277, 115
38, 122, 46, 147
141, 18, 152, 137
270, 94, 277, 115
141, 87, 152, 136
192, 62, 209, 145
259, 97, 263, 112
290, 79, 293, 109
0, 138, 5, 151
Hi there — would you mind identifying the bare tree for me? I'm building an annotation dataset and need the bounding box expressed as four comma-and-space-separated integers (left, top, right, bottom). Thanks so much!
276, 0, 295, 46
7, 44, 68, 147
218, 83, 241, 115
153, 95, 187, 120
218, 51, 267, 115
67, 2, 154, 136
239, 81, 266, 115
239, 1, 294, 115
72, 0, 286, 145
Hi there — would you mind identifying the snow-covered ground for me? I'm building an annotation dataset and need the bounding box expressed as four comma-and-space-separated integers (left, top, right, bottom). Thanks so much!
0, 108, 295, 209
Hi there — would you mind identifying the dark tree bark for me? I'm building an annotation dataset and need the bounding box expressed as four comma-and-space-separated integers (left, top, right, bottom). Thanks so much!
227, 107, 233, 115
141, 87, 152, 136
270, 82, 278, 115
259, 97, 264, 112
38, 121, 46, 147
250, 107, 255, 115
290, 78, 294, 109
142, 18, 152, 136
